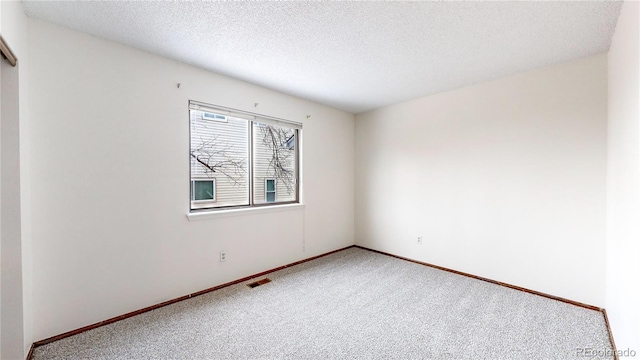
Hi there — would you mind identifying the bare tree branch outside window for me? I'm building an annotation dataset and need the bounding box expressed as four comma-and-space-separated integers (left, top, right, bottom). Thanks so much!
190, 134, 246, 186
191, 124, 295, 192
190, 113, 296, 204
259, 124, 296, 194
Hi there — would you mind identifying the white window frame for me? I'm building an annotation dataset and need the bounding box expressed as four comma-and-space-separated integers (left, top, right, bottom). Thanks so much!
189, 101, 301, 212
265, 178, 276, 203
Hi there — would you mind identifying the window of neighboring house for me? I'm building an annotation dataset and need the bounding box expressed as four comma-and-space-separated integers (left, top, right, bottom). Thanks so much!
284, 135, 295, 150
265, 179, 276, 202
202, 112, 227, 122
189, 101, 300, 211
191, 179, 216, 202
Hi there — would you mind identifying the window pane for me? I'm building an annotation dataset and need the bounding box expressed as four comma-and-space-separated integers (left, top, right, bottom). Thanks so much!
193, 181, 214, 201
190, 110, 249, 209
266, 179, 275, 192
266, 192, 276, 203
253, 122, 297, 204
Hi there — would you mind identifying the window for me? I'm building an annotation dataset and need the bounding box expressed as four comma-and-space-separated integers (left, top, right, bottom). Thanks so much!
191, 180, 215, 202
202, 112, 227, 122
265, 179, 276, 202
189, 101, 300, 211
284, 135, 295, 150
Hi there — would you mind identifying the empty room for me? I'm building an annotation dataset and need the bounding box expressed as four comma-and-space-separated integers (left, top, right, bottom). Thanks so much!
1, 1, 638, 359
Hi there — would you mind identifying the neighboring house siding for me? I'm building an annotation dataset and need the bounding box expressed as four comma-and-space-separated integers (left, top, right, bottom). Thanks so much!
253, 124, 296, 204
190, 111, 297, 208
190, 110, 296, 207
190, 111, 249, 207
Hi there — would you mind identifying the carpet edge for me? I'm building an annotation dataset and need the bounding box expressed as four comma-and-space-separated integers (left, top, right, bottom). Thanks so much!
28, 244, 356, 354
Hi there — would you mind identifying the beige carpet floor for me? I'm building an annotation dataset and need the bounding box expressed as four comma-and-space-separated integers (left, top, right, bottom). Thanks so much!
33, 247, 613, 359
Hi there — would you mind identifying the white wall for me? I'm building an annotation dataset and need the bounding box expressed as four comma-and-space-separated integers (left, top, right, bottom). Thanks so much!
606, 0, 640, 353
1, 1, 31, 358
27, 19, 354, 341
0, 57, 23, 360
1, 2, 3, 352
355, 54, 608, 307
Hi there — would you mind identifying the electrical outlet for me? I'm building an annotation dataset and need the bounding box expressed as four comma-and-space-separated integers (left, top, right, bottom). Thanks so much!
220, 251, 227, 262
417, 236, 423, 245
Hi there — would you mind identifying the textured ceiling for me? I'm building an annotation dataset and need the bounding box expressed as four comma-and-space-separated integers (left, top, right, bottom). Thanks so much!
21, 1, 623, 114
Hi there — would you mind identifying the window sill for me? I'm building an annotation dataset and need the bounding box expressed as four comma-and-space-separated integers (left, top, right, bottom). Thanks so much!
186, 203, 305, 221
